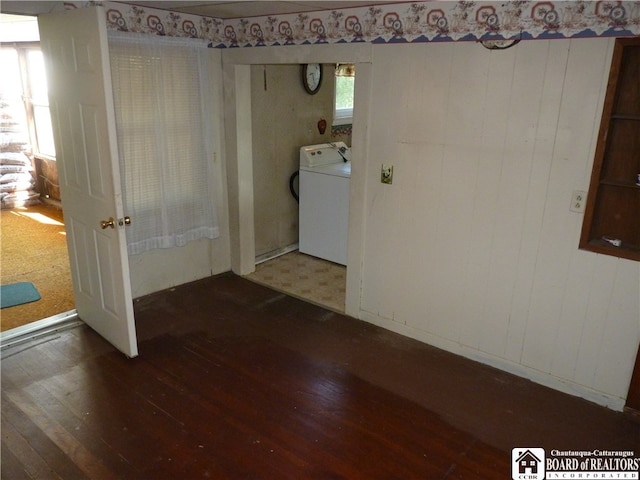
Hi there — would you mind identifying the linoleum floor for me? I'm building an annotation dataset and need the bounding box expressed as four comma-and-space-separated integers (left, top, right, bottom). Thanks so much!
246, 251, 346, 313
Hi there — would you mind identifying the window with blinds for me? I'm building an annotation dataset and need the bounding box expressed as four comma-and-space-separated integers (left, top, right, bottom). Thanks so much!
108, 33, 219, 255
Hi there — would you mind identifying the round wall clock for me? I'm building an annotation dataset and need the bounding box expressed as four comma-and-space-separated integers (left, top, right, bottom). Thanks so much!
302, 63, 323, 95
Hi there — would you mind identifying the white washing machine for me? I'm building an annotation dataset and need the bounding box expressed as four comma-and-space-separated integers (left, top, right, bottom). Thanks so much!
299, 142, 351, 265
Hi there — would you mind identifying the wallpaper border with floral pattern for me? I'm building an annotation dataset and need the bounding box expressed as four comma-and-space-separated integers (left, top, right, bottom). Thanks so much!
69, 1, 640, 47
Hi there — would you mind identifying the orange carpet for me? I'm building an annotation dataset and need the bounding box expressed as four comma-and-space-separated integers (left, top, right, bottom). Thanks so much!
1, 203, 74, 331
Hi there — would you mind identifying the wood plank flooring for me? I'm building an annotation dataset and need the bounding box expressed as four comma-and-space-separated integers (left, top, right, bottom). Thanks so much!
2, 272, 639, 479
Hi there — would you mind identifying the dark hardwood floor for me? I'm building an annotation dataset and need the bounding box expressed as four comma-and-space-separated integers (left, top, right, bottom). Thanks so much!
2, 272, 639, 479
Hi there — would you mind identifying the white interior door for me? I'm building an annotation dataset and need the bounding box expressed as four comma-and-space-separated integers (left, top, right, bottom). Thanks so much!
38, 7, 138, 357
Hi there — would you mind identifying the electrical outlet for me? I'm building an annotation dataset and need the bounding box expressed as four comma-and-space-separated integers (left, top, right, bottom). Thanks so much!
381, 164, 393, 184
570, 190, 587, 213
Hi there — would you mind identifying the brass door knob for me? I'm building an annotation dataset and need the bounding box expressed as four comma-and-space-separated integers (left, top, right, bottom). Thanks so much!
118, 216, 132, 227
100, 217, 115, 229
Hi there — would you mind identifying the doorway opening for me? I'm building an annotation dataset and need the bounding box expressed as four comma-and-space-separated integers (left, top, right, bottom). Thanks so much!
0, 14, 75, 334
0, 203, 74, 331
244, 63, 354, 313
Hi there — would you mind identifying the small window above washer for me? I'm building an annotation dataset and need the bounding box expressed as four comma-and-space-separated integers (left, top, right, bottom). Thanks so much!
334, 63, 355, 126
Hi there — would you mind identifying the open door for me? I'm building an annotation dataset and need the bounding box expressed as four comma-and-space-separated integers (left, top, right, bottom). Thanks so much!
38, 7, 138, 357
625, 344, 640, 417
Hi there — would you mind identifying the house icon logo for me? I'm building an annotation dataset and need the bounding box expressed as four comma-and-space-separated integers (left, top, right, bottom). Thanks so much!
512, 448, 545, 480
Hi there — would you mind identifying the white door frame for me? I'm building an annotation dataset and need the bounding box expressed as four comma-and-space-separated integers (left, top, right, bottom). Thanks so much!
221, 43, 372, 318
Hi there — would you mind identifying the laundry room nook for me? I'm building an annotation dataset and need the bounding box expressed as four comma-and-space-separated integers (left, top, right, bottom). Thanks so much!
246, 62, 354, 313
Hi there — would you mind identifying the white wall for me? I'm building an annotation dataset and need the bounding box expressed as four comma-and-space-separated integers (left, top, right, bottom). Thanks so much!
129, 48, 231, 298
223, 39, 640, 410
360, 38, 639, 409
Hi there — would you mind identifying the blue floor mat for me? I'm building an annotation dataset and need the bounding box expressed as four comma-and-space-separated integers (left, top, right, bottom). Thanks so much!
1, 282, 41, 309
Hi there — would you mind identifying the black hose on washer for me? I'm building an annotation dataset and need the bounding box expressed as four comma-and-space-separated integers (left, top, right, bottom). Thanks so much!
289, 170, 299, 203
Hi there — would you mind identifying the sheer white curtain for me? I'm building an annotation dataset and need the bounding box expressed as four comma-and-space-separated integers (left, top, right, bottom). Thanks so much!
108, 32, 219, 255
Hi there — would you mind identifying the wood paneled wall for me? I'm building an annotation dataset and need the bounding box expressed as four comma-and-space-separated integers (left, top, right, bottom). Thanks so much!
360, 38, 639, 409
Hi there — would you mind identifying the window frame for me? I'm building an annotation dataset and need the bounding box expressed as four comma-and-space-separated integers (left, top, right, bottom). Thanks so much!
1, 42, 56, 160
333, 67, 354, 126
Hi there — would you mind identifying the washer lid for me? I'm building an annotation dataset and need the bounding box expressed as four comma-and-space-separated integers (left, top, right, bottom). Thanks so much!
302, 161, 351, 178
299, 142, 350, 167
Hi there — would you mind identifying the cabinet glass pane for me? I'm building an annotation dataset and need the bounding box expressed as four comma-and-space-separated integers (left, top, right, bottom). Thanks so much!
613, 45, 640, 116
601, 119, 640, 183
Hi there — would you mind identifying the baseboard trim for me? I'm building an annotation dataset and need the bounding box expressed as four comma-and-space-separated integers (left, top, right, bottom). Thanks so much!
359, 309, 626, 412
623, 406, 640, 423
255, 243, 299, 265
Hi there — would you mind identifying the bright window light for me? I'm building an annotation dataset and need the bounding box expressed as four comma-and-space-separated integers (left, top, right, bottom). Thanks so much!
334, 68, 354, 126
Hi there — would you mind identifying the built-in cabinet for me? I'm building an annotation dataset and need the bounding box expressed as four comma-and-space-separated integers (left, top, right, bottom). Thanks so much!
580, 38, 640, 261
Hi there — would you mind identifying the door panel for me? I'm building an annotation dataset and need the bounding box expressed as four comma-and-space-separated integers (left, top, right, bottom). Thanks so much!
626, 344, 640, 416
39, 7, 138, 357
